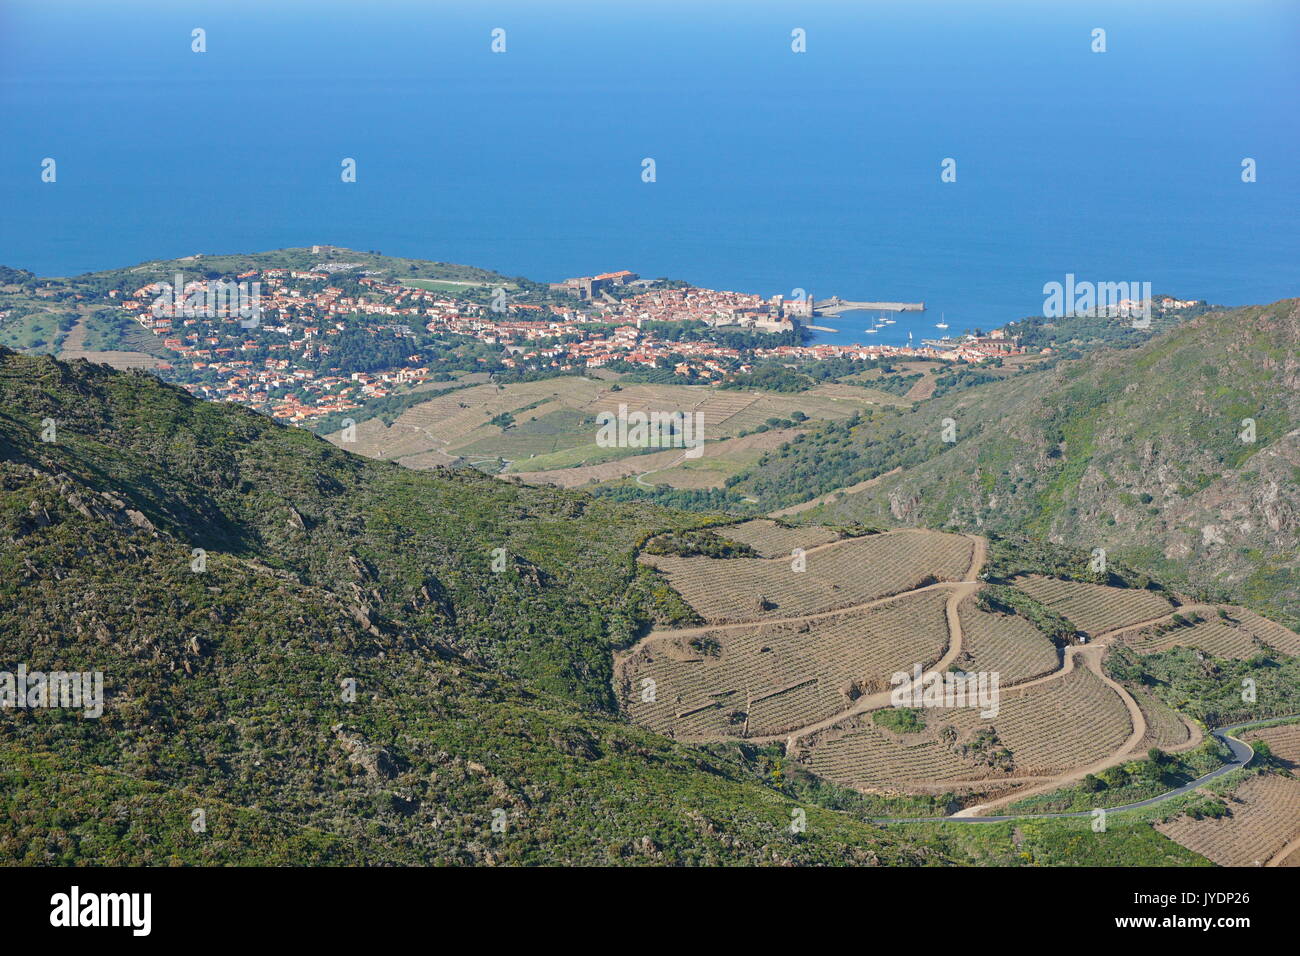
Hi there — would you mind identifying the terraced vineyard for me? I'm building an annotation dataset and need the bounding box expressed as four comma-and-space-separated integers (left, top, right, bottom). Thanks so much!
640, 529, 974, 623
1011, 575, 1174, 636
1155, 774, 1300, 867
956, 597, 1060, 686
1118, 605, 1300, 660
621, 522, 1292, 827
1124, 617, 1267, 660
1228, 608, 1300, 656
1241, 722, 1300, 766
620, 589, 951, 739
717, 519, 843, 558
586, 385, 877, 436
328, 376, 887, 491
1130, 685, 1195, 751
585, 386, 723, 428
519, 427, 799, 489
803, 666, 1132, 788
339, 379, 604, 466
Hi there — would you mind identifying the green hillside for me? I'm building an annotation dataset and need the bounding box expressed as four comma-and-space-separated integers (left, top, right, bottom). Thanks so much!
0, 348, 1225, 866
731, 300, 1300, 629
0, 348, 964, 864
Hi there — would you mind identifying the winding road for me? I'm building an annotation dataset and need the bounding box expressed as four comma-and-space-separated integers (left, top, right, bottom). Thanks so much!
618, 526, 1297, 830
870, 716, 1295, 824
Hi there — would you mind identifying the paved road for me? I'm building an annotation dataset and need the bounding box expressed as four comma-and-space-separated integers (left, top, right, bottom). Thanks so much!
871, 714, 1296, 824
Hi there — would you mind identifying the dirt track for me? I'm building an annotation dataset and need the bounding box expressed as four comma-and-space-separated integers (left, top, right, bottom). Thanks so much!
615, 526, 1266, 821
877, 717, 1295, 825
58, 315, 164, 370
952, 604, 1232, 815
1267, 833, 1300, 866
613, 531, 986, 748
769, 533, 985, 748
769, 467, 902, 517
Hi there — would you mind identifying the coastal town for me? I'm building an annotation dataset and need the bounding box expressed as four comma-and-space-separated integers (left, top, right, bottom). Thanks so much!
114, 262, 1035, 424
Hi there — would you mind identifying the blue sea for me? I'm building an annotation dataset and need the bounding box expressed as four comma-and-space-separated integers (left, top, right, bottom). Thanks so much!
1, 0, 1297, 339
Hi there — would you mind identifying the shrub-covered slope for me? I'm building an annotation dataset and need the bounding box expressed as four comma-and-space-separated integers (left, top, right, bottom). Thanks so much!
0, 349, 953, 865
735, 301, 1300, 628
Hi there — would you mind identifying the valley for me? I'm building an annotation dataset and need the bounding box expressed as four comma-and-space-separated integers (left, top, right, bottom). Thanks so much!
1, 260, 1296, 869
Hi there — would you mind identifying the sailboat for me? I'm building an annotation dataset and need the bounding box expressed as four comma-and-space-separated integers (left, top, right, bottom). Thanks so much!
935, 311, 949, 330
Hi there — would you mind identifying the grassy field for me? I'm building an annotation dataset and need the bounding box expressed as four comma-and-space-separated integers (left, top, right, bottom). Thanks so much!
400, 277, 503, 292
0, 301, 77, 352
331, 377, 882, 491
